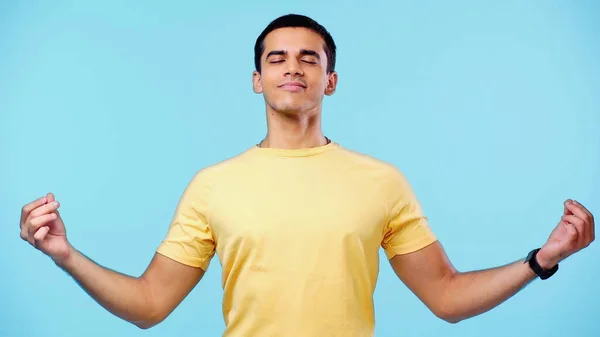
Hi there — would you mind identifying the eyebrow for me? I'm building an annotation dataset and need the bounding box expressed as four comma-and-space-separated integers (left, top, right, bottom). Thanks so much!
265, 49, 321, 60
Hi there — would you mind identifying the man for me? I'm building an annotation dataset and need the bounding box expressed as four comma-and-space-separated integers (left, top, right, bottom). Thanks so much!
19, 13, 595, 337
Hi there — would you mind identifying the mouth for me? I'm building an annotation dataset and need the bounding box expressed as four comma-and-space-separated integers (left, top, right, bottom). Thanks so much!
278, 82, 306, 92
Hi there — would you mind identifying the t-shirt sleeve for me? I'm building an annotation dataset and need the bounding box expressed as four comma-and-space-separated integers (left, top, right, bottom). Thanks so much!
381, 167, 437, 259
156, 171, 216, 271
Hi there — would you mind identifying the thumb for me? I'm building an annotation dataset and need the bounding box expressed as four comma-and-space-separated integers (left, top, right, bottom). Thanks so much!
564, 221, 578, 241
33, 226, 51, 247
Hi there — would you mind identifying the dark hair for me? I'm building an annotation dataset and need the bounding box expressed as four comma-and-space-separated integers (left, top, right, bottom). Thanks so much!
254, 14, 336, 74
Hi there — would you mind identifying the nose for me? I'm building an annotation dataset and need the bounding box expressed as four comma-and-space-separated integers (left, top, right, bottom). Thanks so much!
284, 59, 304, 77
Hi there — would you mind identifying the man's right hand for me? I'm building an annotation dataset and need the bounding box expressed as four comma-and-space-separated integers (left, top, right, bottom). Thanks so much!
20, 193, 71, 264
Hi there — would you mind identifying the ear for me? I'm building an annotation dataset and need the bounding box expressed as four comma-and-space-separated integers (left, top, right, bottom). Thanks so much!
252, 70, 263, 94
324, 71, 338, 96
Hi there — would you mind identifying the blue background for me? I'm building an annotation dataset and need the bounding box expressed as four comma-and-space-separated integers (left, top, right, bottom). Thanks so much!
1, 1, 599, 336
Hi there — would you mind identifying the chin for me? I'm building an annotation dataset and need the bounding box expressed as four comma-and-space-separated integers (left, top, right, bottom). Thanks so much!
270, 100, 315, 115
278, 106, 311, 116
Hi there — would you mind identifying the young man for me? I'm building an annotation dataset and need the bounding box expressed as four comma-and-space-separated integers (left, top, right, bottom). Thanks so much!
19, 14, 595, 337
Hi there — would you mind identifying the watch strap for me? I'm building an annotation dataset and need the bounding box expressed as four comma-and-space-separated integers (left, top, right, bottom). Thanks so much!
526, 248, 558, 280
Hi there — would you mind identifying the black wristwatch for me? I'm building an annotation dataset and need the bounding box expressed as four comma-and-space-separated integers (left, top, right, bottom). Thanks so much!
524, 248, 558, 280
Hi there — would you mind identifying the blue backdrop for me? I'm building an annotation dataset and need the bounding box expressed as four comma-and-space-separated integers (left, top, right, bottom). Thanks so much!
1, 1, 598, 336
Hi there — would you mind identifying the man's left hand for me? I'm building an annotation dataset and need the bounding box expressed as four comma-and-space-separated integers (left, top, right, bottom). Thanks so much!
537, 199, 595, 270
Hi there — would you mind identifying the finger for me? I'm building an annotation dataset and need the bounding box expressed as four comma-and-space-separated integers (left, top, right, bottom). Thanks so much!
564, 199, 573, 216
572, 200, 594, 222
564, 221, 579, 243
28, 213, 57, 239
33, 226, 50, 247
572, 200, 595, 241
20, 196, 48, 226
562, 214, 585, 233
28, 201, 60, 219
46, 193, 60, 217
20, 226, 28, 241
565, 201, 591, 223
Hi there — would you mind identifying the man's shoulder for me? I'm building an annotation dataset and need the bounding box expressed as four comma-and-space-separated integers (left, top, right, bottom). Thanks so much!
336, 145, 405, 177
187, 146, 257, 183
337, 146, 419, 202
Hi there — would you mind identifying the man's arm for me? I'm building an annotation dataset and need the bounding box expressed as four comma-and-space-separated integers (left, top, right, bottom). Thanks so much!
389, 241, 535, 323
20, 193, 206, 329
57, 248, 204, 329
389, 199, 595, 324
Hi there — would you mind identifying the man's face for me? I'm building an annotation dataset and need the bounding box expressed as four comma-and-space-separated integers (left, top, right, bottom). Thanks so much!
253, 27, 337, 115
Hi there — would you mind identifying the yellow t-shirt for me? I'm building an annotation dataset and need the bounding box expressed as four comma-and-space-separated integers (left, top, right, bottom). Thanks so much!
156, 141, 437, 337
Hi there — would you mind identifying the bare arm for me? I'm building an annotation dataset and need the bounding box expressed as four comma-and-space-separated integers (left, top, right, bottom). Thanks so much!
20, 193, 205, 329
57, 248, 204, 329
390, 241, 535, 323
390, 199, 594, 324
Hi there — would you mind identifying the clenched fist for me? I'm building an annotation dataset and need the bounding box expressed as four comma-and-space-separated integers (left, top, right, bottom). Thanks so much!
20, 193, 71, 263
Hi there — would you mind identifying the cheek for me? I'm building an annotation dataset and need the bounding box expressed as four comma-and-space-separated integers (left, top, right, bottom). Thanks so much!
259, 71, 277, 89
309, 80, 328, 96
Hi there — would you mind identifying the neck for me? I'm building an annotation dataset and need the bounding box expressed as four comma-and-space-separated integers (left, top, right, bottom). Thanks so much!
259, 105, 328, 149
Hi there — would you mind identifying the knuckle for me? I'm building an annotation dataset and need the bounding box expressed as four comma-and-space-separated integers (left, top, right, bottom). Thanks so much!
28, 209, 39, 219
30, 218, 45, 230
28, 218, 39, 228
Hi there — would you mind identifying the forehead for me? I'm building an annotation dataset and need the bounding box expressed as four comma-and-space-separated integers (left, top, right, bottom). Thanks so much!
262, 27, 326, 55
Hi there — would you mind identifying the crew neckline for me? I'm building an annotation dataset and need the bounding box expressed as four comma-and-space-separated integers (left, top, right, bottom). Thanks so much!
250, 141, 340, 157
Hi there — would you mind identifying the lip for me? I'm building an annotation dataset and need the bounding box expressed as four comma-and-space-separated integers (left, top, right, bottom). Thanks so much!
279, 81, 306, 92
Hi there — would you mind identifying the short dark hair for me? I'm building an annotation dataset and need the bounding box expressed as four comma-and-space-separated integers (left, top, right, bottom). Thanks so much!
254, 14, 336, 74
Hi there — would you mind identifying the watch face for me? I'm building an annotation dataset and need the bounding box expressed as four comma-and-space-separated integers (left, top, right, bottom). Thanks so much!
526, 249, 535, 262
